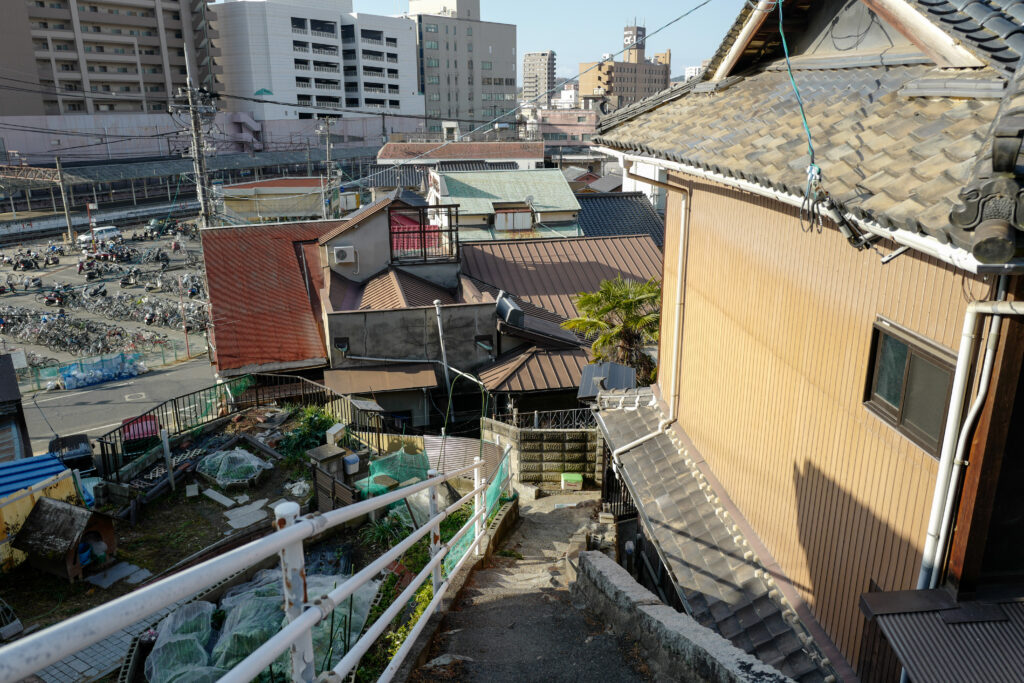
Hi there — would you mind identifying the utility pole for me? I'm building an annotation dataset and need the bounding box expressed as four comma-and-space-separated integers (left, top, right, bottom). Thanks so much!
316, 118, 334, 218
55, 156, 74, 244
172, 51, 216, 229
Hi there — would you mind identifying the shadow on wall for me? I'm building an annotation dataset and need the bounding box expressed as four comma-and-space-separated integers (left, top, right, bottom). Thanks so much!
792, 460, 910, 682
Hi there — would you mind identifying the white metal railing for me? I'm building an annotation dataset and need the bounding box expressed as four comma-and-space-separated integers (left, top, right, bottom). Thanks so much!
314, 65, 339, 72
292, 27, 307, 34
315, 83, 341, 90
361, 36, 383, 45
295, 63, 310, 70
0, 459, 489, 683
296, 82, 311, 88
387, 73, 399, 79
363, 86, 385, 93
362, 54, 384, 62
312, 48, 338, 56
311, 29, 336, 38
294, 45, 310, 53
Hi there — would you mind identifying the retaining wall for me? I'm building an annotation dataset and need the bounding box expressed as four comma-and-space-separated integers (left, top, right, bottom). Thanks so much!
481, 418, 603, 487
572, 551, 794, 683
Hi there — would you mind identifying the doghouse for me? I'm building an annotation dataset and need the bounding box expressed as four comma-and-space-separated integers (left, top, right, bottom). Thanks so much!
12, 498, 116, 582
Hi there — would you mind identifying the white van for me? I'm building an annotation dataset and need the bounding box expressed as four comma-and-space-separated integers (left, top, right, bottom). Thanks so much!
77, 225, 121, 246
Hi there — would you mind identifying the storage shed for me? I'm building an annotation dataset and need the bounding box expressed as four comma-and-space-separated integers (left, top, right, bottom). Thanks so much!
12, 498, 116, 583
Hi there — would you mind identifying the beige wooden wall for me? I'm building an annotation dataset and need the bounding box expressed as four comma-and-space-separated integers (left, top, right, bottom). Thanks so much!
659, 174, 991, 668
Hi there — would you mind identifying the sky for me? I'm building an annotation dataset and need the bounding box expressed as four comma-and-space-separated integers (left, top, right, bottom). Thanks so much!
353, 0, 748, 78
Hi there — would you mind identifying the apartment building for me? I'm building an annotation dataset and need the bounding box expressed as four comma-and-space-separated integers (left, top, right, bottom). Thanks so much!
579, 25, 670, 111
408, 0, 516, 134
0, 0, 219, 116
522, 50, 555, 107
213, 0, 423, 122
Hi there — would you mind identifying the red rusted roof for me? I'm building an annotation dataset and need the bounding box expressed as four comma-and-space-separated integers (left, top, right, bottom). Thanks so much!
203, 221, 334, 374
226, 177, 326, 190
461, 235, 662, 321
377, 141, 544, 162
358, 268, 456, 311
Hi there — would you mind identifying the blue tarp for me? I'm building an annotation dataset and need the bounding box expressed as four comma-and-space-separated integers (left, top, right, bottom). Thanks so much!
0, 454, 66, 500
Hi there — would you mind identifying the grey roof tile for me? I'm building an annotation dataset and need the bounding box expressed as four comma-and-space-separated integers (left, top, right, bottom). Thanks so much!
598, 393, 835, 682
575, 192, 664, 247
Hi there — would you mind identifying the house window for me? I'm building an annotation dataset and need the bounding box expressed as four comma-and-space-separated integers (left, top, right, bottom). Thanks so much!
864, 318, 955, 455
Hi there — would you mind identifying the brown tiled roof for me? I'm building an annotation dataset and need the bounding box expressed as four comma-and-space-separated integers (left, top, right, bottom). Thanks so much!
323, 364, 438, 395
357, 268, 456, 311
203, 220, 333, 374
461, 235, 662, 321
477, 346, 589, 393
377, 141, 544, 162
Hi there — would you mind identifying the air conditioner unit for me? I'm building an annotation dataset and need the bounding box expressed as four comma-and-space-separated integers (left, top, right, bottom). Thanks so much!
333, 246, 356, 264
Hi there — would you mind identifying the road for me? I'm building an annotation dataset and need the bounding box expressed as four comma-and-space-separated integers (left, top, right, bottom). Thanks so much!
23, 358, 217, 455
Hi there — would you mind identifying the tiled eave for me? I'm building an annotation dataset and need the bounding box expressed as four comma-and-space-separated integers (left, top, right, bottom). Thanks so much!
594, 144, 1024, 276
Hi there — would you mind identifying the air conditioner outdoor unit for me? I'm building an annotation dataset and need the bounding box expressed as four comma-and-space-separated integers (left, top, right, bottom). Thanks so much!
333, 246, 356, 264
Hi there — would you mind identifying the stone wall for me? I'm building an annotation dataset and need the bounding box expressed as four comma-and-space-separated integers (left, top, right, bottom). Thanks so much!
480, 418, 603, 486
572, 551, 793, 683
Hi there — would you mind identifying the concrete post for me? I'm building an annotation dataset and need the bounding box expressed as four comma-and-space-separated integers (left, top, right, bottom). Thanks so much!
427, 469, 441, 592
473, 457, 483, 556
130, 179, 137, 205
275, 501, 315, 682
160, 428, 175, 492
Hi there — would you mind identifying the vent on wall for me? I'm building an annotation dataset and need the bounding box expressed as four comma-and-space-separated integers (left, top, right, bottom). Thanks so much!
333, 246, 356, 264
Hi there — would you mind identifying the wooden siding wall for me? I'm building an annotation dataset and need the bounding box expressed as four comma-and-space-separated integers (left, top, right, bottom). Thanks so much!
661, 175, 991, 669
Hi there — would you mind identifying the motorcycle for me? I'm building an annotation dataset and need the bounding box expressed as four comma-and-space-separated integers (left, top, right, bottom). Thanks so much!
84, 270, 101, 281
12, 258, 37, 271
29, 277, 43, 289
43, 291, 64, 307
43, 255, 59, 266
144, 311, 156, 326
87, 283, 107, 298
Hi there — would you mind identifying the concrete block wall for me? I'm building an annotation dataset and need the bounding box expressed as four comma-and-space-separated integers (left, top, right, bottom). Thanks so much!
481, 418, 603, 486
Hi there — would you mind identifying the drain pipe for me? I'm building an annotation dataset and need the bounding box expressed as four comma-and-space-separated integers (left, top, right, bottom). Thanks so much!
928, 276, 1008, 588
610, 166, 689, 461
433, 299, 452, 397
917, 276, 1024, 589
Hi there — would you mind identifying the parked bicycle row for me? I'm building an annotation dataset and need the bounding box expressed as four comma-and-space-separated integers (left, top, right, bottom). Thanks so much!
0, 306, 169, 356
46, 287, 209, 331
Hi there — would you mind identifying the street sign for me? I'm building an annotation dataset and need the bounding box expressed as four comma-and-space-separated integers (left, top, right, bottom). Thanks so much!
87, 202, 98, 210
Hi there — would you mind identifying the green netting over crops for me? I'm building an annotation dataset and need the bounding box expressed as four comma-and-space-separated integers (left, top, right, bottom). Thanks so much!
486, 454, 510, 515
355, 448, 429, 499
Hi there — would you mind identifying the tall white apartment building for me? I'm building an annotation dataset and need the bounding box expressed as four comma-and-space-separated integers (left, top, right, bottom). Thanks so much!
407, 0, 516, 134
213, 0, 424, 121
522, 51, 555, 107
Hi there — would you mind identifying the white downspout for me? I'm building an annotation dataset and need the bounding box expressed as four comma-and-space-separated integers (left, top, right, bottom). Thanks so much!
917, 277, 1024, 589
610, 181, 688, 460
433, 300, 452, 395
711, 0, 775, 81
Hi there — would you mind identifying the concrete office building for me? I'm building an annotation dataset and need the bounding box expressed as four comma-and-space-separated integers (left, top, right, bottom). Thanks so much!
579, 25, 670, 111
522, 50, 555, 107
0, 0, 219, 116
407, 0, 516, 134
213, 0, 424, 122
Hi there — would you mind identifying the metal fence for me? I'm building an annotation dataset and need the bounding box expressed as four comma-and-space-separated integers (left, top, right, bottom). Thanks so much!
602, 463, 638, 521
16, 339, 207, 393
0, 460, 490, 683
494, 408, 598, 430
95, 373, 397, 483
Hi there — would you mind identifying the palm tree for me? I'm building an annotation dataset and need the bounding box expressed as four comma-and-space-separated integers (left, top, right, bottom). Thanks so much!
561, 276, 661, 385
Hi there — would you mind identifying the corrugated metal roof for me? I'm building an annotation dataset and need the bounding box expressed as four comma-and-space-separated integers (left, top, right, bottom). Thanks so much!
323, 364, 438, 395
423, 435, 505, 481
875, 601, 1024, 683
202, 220, 331, 374
586, 174, 624, 193
356, 268, 456, 311
478, 347, 589, 393
576, 192, 665, 248
438, 169, 580, 215
461, 235, 662, 321
0, 454, 65, 500
378, 141, 544, 162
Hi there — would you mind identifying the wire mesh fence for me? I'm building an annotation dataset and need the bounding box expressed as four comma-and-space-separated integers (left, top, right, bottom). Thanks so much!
14, 338, 208, 393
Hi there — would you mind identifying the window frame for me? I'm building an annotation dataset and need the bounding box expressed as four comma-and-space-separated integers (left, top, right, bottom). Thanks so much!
863, 317, 956, 456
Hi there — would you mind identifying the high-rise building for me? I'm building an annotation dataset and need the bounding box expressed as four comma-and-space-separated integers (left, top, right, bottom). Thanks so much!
579, 24, 670, 112
0, 0, 220, 116
213, 0, 423, 121
522, 50, 555, 107
407, 0, 516, 135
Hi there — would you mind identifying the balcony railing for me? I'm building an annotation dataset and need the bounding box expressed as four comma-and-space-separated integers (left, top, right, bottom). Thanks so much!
291, 27, 307, 35
386, 57, 398, 63
362, 54, 384, 62
312, 47, 338, 56
293, 45, 309, 53
363, 85, 385, 93
364, 102, 386, 109
387, 73, 399, 79
296, 81, 311, 88
314, 65, 339, 72
493, 408, 599, 430
361, 36, 383, 45
311, 29, 336, 38
315, 83, 340, 90
294, 63, 310, 70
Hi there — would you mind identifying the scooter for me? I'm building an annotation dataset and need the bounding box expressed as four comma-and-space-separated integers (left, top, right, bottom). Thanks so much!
84, 270, 101, 281
44, 255, 59, 266
29, 277, 43, 289
87, 283, 107, 298
43, 291, 65, 307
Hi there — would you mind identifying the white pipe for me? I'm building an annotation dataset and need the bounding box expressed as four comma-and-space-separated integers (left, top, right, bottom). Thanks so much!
433, 299, 452, 395
712, 0, 775, 81
600, 149, 1024, 276
927, 277, 1009, 588
917, 292, 1024, 589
